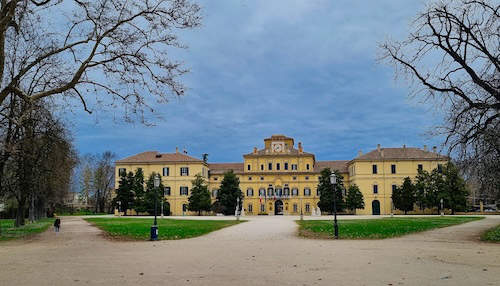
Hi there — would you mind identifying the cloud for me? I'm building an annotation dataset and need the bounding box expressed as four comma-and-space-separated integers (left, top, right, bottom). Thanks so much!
71, 0, 444, 162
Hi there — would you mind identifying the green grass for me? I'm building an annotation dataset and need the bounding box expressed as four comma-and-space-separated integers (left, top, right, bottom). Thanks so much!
297, 216, 483, 239
85, 217, 244, 240
0, 218, 54, 241
481, 224, 500, 243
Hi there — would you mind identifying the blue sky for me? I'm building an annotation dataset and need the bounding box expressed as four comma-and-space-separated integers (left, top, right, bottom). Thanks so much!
72, 0, 444, 162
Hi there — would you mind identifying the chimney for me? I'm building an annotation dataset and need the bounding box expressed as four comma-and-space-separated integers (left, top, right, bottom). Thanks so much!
377, 144, 381, 152
298, 142, 303, 154
175, 147, 179, 154
424, 145, 428, 151
253, 147, 258, 154
432, 146, 437, 153
358, 150, 363, 157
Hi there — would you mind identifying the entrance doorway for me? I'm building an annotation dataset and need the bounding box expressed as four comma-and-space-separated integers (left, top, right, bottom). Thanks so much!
372, 200, 380, 215
274, 200, 284, 215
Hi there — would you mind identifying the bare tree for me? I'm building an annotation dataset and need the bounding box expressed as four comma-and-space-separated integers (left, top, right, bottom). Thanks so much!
77, 151, 116, 213
0, 0, 201, 122
380, 0, 499, 197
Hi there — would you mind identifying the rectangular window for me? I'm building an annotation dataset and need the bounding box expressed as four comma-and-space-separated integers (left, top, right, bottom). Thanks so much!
180, 186, 189, 196
180, 167, 189, 176
372, 164, 377, 174
373, 185, 378, 194
248, 204, 253, 213
305, 204, 310, 213
259, 189, 265, 196
246, 189, 254, 197
292, 188, 298, 196
284, 163, 288, 170
438, 164, 443, 173
260, 204, 265, 212
392, 185, 397, 192
164, 187, 171, 196
293, 203, 298, 213
268, 163, 272, 170
118, 168, 126, 176
291, 164, 298, 170
212, 190, 218, 197
304, 188, 311, 196
306, 164, 310, 170
247, 164, 251, 171
261, 164, 264, 171
267, 188, 273, 197
391, 164, 396, 174
316, 189, 320, 196
418, 164, 423, 171
276, 163, 280, 170
163, 167, 169, 176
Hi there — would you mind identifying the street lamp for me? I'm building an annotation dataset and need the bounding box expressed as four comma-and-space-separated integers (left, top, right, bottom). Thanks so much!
161, 186, 165, 219
330, 172, 339, 239
150, 173, 160, 241
300, 196, 303, 221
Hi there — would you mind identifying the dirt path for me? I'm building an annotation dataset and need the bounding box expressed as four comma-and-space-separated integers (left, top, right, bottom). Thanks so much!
0, 215, 499, 286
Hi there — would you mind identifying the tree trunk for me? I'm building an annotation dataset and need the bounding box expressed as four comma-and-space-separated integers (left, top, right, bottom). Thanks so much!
15, 197, 26, 227
28, 193, 35, 223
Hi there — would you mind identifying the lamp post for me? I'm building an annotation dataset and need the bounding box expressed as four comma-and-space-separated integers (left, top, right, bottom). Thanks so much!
161, 186, 164, 219
330, 172, 339, 239
300, 196, 303, 221
150, 173, 160, 241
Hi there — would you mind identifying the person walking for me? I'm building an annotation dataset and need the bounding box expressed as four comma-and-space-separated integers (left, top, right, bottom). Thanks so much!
54, 218, 61, 233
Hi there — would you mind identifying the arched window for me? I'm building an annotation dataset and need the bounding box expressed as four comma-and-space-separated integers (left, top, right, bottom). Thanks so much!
267, 187, 273, 197
246, 188, 254, 197
305, 203, 310, 212
276, 188, 283, 197
304, 188, 311, 196
259, 188, 266, 196
284, 187, 290, 197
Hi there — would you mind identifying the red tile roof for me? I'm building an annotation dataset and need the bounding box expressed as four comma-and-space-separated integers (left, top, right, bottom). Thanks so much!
208, 163, 244, 174
355, 147, 449, 161
314, 160, 349, 173
116, 151, 203, 163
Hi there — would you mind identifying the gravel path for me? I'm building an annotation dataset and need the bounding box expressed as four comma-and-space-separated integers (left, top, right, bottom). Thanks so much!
0, 215, 499, 286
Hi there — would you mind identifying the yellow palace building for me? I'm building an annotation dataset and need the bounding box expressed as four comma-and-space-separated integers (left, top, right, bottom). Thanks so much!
115, 135, 448, 216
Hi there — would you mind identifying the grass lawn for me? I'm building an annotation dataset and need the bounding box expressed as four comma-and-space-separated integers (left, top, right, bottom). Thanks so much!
481, 224, 500, 243
297, 216, 483, 239
0, 218, 54, 241
85, 217, 244, 240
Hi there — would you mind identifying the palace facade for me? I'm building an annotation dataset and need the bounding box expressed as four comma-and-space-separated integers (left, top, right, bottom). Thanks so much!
115, 135, 449, 216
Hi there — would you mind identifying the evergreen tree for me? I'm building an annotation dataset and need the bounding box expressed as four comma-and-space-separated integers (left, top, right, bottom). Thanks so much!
345, 184, 364, 213
392, 177, 416, 214
427, 169, 446, 214
112, 171, 135, 215
414, 169, 431, 210
215, 170, 242, 215
317, 168, 345, 213
442, 163, 469, 214
132, 168, 146, 213
188, 174, 212, 215
143, 172, 166, 215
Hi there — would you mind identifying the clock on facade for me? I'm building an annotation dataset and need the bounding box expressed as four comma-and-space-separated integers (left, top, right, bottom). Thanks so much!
271, 142, 284, 152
